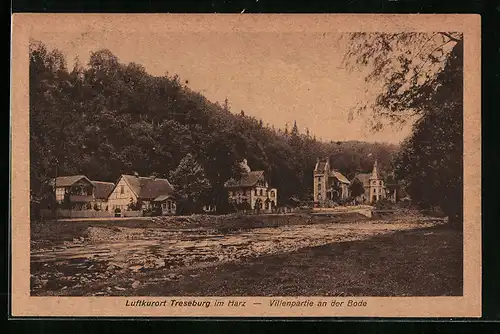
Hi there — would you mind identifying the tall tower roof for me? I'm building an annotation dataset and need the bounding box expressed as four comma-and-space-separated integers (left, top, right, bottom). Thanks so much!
314, 157, 329, 174
370, 160, 380, 180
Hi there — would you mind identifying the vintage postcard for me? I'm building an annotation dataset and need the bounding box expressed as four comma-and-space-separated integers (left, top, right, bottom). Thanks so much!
11, 14, 481, 317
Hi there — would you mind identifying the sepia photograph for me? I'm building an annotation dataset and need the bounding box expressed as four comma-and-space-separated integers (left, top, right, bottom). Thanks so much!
11, 14, 481, 317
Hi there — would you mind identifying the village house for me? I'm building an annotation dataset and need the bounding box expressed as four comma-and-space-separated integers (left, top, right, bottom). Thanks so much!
50, 175, 119, 211
313, 158, 350, 207
106, 174, 176, 215
224, 159, 278, 212
352, 160, 399, 203
50, 175, 95, 210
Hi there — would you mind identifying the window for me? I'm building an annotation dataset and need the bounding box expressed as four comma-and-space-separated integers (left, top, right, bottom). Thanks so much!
120, 185, 124, 194
243, 190, 247, 196
55, 188, 65, 201
260, 189, 263, 196
255, 189, 258, 196
270, 191, 275, 197
318, 183, 322, 190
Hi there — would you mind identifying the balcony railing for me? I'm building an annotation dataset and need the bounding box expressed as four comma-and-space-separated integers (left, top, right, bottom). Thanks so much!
69, 195, 93, 202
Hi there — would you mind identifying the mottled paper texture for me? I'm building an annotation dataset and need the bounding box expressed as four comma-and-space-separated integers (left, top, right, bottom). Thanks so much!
11, 14, 481, 317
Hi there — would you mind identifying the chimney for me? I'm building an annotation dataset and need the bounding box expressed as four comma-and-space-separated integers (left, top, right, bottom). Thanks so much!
150, 172, 157, 180
239, 159, 251, 173
133, 171, 139, 178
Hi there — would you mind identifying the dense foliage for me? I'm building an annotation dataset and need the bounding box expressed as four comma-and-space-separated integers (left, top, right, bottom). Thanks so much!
168, 153, 212, 214
30, 40, 397, 212
344, 32, 463, 226
349, 178, 365, 199
393, 39, 463, 226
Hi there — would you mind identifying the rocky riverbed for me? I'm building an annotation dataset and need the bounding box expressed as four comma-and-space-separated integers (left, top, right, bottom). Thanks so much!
30, 213, 442, 296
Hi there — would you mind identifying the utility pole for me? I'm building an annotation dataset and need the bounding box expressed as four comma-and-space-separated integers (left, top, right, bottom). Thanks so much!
54, 157, 58, 220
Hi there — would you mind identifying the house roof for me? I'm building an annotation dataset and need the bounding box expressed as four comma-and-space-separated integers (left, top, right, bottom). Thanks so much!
91, 181, 115, 199
225, 170, 265, 188
153, 194, 174, 202
331, 171, 350, 184
316, 161, 327, 172
354, 173, 371, 187
121, 175, 175, 200
50, 175, 93, 187
370, 160, 381, 180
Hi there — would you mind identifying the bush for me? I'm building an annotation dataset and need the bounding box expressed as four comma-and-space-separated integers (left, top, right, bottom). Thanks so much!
142, 207, 162, 217
152, 206, 162, 216
374, 198, 396, 210
128, 200, 142, 211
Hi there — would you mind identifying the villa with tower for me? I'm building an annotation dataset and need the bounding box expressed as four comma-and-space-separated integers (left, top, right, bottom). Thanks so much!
352, 160, 399, 204
313, 158, 351, 207
313, 157, 399, 207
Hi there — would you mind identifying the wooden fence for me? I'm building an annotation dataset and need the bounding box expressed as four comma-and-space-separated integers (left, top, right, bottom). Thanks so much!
122, 210, 142, 217
40, 209, 113, 219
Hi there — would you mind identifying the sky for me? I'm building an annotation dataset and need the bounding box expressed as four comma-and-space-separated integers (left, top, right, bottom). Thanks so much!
32, 29, 415, 144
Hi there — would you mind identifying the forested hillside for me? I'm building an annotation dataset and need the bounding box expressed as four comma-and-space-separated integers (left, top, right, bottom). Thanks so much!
30, 40, 397, 211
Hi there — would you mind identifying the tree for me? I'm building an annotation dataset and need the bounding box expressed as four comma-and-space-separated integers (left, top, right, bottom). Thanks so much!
291, 121, 299, 136
342, 32, 462, 129
29, 40, 80, 198
349, 178, 365, 198
343, 32, 463, 227
169, 154, 211, 213
394, 39, 463, 225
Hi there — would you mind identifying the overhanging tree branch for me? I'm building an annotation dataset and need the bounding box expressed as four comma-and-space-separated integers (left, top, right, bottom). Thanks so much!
438, 32, 461, 43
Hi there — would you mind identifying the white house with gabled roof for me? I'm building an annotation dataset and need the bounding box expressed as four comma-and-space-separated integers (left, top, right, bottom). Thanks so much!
107, 174, 176, 215
224, 159, 278, 211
